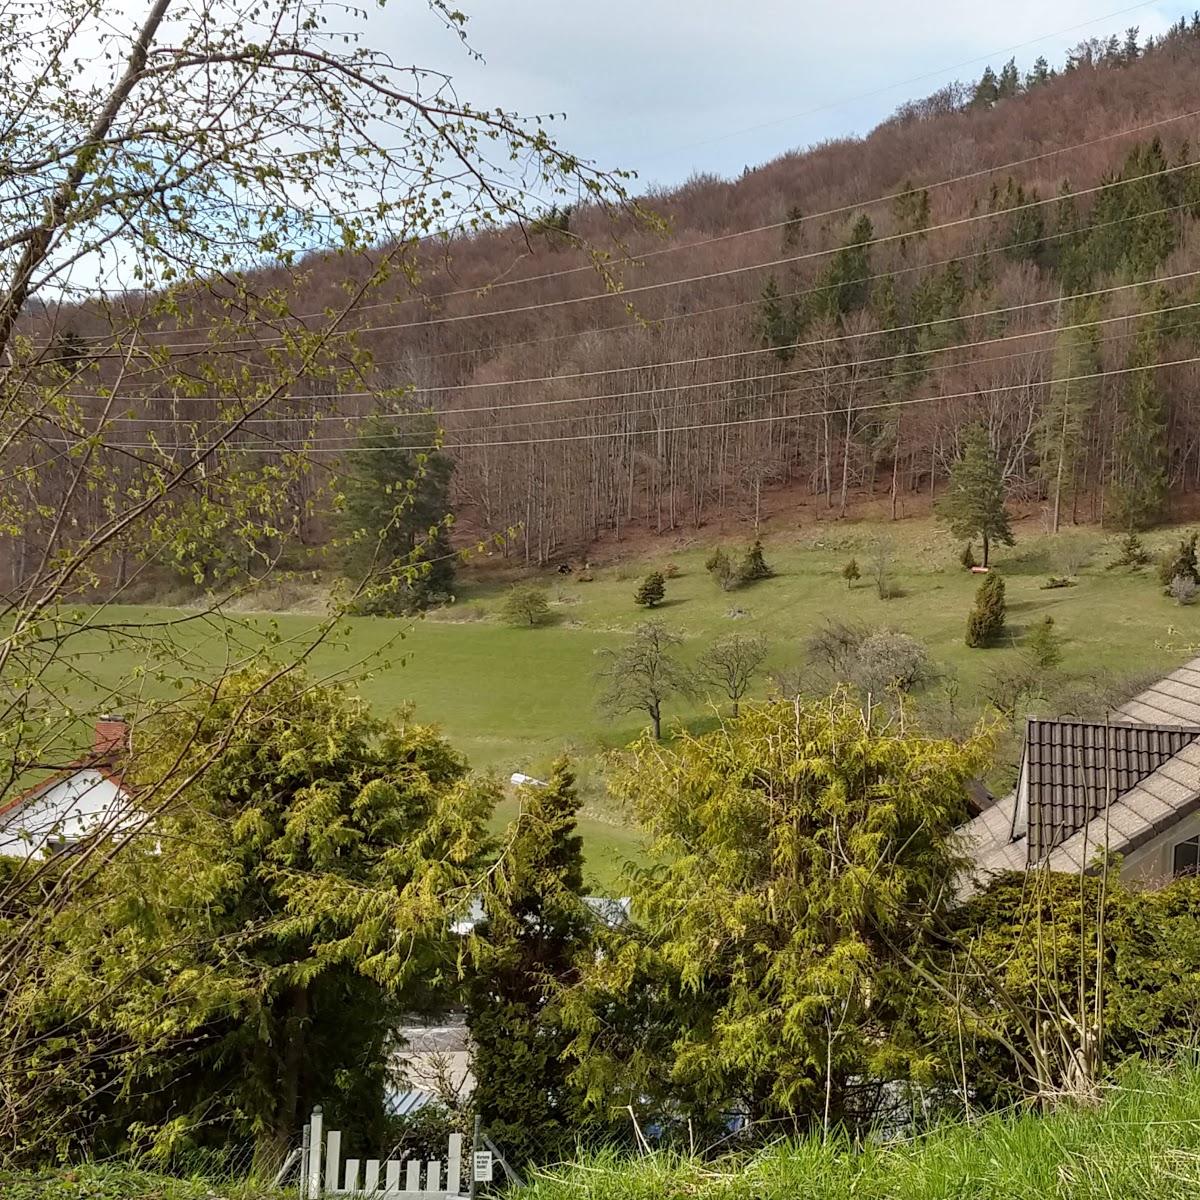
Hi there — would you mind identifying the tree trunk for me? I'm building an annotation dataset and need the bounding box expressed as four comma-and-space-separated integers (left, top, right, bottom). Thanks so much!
255, 983, 310, 1178
982, 532, 991, 568
651, 704, 661, 740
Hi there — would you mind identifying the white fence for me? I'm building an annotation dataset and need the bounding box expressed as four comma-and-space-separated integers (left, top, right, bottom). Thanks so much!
302, 1107, 466, 1198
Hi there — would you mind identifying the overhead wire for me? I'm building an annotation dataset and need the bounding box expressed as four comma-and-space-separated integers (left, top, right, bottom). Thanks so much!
58, 261, 1200, 422
38, 130, 1200, 355
87, 354, 1200, 455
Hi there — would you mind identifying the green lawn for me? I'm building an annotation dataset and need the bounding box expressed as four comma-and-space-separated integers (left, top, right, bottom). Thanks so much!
44, 518, 1200, 887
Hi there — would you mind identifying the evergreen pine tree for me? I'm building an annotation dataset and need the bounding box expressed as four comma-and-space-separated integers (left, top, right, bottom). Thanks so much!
1026, 615, 1063, 669
971, 65, 999, 107
936, 424, 1015, 568
757, 274, 795, 361
811, 215, 873, 320
1158, 532, 1200, 589
738, 538, 773, 582
966, 572, 1007, 647
1109, 303, 1169, 530
1122, 140, 1176, 277
635, 570, 666, 607
997, 58, 1021, 99
338, 410, 455, 614
466, 760, 590, 1167
1025, 56, 1051, 88
842, 558, 860, 588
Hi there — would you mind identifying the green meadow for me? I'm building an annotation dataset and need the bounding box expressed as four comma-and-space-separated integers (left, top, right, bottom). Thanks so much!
53, 518, 1200, 887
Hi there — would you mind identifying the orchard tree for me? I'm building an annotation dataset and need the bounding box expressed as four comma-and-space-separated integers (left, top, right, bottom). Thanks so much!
936, 425, 1015, 568
466, 760, 592, 1167
561, 696, 992, 1133
597, 621, 692, 740
696, 633, 768, 716
501, 584, 553, 627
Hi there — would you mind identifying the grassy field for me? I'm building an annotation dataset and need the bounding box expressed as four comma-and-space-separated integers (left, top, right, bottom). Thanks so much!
56, 518, 1200, 887
512, 1063, 1200, 1200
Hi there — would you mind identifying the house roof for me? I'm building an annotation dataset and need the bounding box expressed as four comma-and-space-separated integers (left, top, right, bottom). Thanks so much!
1112, 658, 1200, 725
962, 654, 1200, 882
1024, 718, 1200, 860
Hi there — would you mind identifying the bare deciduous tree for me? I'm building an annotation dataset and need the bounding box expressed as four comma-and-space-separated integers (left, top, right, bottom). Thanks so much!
596, 620, 692, 739
696, 632, 768, 716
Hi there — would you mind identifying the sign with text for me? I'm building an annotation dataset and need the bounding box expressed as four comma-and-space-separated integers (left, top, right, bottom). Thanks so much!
473, 1150, 494, 1183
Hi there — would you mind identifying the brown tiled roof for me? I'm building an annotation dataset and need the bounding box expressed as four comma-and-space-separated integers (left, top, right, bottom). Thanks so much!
1025, 718, 1200, 861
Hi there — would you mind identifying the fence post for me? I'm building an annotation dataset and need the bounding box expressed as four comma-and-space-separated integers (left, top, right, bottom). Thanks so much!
307, 1106, 323, 1199
469, 1114, 481, 1200
299, 1116, 311, 1194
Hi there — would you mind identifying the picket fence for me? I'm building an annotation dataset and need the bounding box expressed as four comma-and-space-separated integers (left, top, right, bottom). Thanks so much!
301, 1107, 466, 1198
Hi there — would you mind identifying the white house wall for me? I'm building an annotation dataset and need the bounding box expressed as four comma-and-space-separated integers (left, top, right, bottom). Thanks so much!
0, 771, 129, 858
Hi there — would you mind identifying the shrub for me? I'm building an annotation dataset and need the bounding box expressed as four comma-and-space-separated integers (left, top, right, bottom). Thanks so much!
1159, 532, 1199, 591
960, 542, 978, 570
1111, 530, 1151, 569
841, 558, 860, 588
705, 547, 736, 591
1026, 615, 1063, 669
853, 630, 936, 696
663, 562, 681, 579
1170, 574, 1198, 606
501, 583, 552, 626
966, 572, 1006, 647
1040, 575, 1075, 589
738, 538, 773, 583
634, 571, 666, 608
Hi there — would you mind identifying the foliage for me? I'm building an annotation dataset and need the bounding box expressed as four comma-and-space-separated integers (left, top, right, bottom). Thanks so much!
560, 697, 992, 1132
737, 540, 773, 583
513, 1064, 1200, 1200
24, 670, 494, 1165
853, 630, 937, 697
634, 571, 667, 608
466, 761, 592, 1167
0, 1164, 288, 1200
1170, 575, 1199, 605
928, 872, 1200, 1108
841, 558, 860, 588
696, 634, 769, 716
1159, 532, 1200, 589
1111, 532, 1152, 568
502, 584, 553, 627
1025, 615, 1064, 669
936, 425, 1015, 568
966, 573, 1007, 648
959, 543, 978, 570
705, 548, 736, 591
596, 622, 692, 740
339, 413, 456, 615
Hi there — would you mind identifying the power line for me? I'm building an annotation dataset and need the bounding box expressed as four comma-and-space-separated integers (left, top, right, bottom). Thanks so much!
81, 193, 1200, 396
86, 353, 1200, 455
41, 143, 1200, 355
60, 265, 1200, 422
101, 306, 1192, 446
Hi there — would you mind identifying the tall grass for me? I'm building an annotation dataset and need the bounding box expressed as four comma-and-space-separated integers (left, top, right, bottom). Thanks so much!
518, 1063, 1200, 1199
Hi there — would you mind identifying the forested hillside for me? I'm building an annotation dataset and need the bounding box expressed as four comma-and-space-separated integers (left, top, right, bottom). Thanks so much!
13, 17, 1200, 581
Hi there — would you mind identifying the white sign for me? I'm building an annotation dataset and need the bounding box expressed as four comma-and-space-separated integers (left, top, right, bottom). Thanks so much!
472, 1150, 494, 1183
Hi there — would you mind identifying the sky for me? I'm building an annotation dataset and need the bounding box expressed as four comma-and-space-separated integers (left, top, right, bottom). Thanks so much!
393, 0, 1183, 193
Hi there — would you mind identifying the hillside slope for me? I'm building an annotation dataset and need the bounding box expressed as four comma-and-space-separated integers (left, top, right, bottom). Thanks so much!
11, 20, 1200, 581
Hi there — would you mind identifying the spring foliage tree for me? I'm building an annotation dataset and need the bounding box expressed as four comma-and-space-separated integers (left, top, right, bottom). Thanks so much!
501, 584, 553, 627
936, 425, 1015, 568
561, 697, 992, 1132
33, 670, 495, 1166
465, 760, 591, 1167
